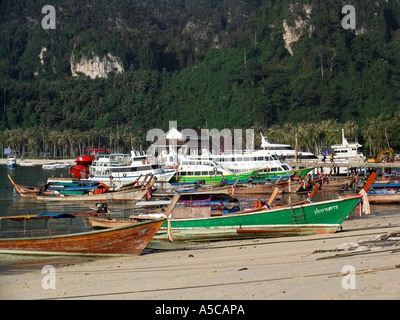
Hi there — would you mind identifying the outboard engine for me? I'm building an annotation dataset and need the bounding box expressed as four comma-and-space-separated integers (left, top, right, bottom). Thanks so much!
96, 203, 108, 213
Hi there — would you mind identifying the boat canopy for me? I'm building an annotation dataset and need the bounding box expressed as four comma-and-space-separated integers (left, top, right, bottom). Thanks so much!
0, 213, 76, 221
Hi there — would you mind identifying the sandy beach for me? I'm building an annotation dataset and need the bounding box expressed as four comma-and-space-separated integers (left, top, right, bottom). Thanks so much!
0, 212, 399, 301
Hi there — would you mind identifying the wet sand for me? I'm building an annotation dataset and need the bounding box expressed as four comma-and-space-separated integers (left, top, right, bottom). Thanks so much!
1, 213, 399, 300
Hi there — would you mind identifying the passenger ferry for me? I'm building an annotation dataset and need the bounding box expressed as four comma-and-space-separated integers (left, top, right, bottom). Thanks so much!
162, 146, 313, 182
329, 129, 365, 163
88, 151, 176, 187
169, 157, 259, 184
259, 134, 319, 163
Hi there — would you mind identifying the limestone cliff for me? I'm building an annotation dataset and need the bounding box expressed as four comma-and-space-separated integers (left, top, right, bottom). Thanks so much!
282, 4, 313, 55
70, 53, 124, 79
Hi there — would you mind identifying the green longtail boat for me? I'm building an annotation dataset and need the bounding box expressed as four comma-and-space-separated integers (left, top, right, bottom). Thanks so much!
150, 194, 362, 247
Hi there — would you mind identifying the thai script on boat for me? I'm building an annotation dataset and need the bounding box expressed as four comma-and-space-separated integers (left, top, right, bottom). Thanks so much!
314, 205, 339, 215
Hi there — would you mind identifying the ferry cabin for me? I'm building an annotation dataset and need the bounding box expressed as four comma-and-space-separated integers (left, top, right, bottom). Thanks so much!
183, 152, 293, 174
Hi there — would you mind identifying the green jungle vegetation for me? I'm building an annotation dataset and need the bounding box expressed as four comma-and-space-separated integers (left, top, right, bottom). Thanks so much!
1, 0, 400, 158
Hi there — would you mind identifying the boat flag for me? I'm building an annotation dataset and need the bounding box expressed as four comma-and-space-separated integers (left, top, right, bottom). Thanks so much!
358, 200, 362, 217
146, 185, 152, 200
359, 189, 370, 215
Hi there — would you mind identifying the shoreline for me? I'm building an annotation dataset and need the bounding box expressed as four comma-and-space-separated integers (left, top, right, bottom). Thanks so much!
0, 159, 75, 165
1, 213, 399, 300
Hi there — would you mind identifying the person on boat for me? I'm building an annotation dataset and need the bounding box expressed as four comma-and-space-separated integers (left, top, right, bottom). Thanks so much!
330, 153, 334, 163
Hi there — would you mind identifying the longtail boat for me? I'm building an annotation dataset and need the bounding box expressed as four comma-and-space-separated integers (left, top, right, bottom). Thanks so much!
228, 179, 305, 195
150, 194, 362, 246
35, 187, 148, 202
366, 193, 400, 204
366, 182, 400, 203
0, 217, 166, 256
8, 175, 41, 198
9, 174, 152, 202
149, 174, 377, 247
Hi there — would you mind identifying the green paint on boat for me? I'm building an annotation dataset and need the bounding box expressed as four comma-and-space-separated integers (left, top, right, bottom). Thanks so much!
151, 195, 361, 246
254, 167, 315, 181
169, 169, 259, 184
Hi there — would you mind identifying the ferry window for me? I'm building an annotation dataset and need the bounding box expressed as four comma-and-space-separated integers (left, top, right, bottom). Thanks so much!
217, 171, 223, 175
201, 171, 208, 175
282, 165, 290, 170
271, 167, 278, 172
182, 161, 188, 165
257, 157, 263, 161
195, 171, 201, 176
237, 157, 243, 161
180, 172, 186, 176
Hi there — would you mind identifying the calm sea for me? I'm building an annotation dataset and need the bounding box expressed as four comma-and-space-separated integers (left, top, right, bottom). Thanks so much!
0, 165, 399, 275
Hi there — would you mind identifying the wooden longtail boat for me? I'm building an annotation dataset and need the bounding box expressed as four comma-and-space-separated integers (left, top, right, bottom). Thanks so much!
8, 175, 41, 198
149, 176, 376, 247
35, 188, 148, 202
366, 183, 400, 203
150, 195, 362, 246
0, 218, 166, 256
9, 174, 152, 202
367, 193, 400, 204
228, 179, 305, 195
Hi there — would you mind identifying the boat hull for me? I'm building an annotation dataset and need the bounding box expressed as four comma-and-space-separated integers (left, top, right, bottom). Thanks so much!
0, 219, 165, 255
254, 167, 314, 180
169, 169, 259, 184
367, 193, 400, 204
90, 170, 176, 186
69, 165, 89, 179
36, 188, 148, 202
150, 196, 361, 246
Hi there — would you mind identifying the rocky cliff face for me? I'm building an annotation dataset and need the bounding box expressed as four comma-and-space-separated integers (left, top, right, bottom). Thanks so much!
70, 53, 124, 79
282, 4, 313, 55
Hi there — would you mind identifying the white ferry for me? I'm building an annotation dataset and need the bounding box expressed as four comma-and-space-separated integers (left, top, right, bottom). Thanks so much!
259, 134, 319, 163
88, 151, 176, 187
